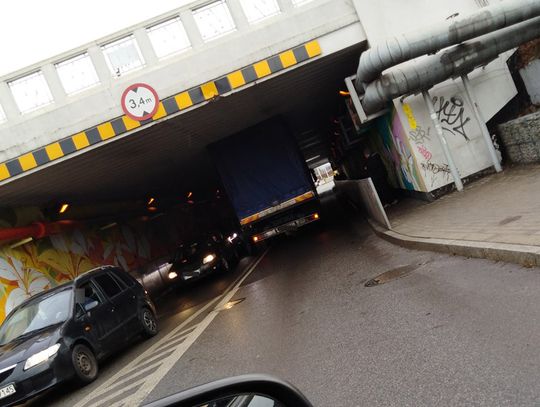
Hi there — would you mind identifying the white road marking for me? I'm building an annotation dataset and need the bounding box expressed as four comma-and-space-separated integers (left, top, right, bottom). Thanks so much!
124, 248, 269, 406
73, 250, 269, 407
75, 306, 214, 407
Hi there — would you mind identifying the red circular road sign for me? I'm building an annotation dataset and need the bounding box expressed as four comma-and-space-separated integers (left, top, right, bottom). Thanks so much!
121, 83, 159, 121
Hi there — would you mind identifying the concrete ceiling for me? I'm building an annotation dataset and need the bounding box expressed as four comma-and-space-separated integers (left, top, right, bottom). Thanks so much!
0, 43, 364, 208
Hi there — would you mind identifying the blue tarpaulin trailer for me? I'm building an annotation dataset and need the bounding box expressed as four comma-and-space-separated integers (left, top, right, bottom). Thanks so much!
209, 118, 320, 243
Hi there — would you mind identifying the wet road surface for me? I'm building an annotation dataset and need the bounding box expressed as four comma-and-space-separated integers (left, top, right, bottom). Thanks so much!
32, 256, 254, 407
40, 194, 540, 406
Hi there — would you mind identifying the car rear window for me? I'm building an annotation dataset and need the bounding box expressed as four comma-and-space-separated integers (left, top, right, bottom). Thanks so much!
94, 273, 123, 298
112, 269, 136, 287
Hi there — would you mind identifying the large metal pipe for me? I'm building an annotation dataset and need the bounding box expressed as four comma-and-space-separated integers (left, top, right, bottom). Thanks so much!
0, 220, 78, 244
356, 0, 540, 90
362, 17, 540, 115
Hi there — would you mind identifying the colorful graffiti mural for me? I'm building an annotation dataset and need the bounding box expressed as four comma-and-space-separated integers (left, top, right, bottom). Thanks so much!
393, 78, 499, 192
0, 216, 181, 324
370, 110, 426, 192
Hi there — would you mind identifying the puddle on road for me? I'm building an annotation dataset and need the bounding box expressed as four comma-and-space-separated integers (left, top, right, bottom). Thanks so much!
365, 264, 419, 287
218, 297, 246, 311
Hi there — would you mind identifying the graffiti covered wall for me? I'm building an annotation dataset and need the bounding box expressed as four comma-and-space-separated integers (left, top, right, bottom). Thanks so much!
368, 84, 497, 193
342, 57, 514, 194
392, 57, 514, 192
369, 110, 426, 192
363, 56, 515, 194
395, 82, 491, 191
0, 210, 192, 323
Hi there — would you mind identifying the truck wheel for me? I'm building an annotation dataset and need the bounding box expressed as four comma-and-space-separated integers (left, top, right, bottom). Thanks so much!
72, 344, 98, 385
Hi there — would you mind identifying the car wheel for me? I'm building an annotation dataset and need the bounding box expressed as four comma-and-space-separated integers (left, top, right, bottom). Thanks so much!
72, 344, 98, 385
141, 307, 158, 338
221, 257, 230, 272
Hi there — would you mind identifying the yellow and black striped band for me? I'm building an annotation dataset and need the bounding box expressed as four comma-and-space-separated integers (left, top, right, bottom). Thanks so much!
0, 40, 322, 183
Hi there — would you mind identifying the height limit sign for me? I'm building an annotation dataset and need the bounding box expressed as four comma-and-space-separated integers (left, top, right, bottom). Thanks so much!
121, 83, 159, 121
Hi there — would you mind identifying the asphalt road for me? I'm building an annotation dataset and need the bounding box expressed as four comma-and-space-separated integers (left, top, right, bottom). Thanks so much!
32, 255, 253, 407
39, 194, 540, 406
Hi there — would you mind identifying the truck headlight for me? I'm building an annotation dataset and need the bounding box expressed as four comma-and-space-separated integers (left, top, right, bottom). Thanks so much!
24, 343, 61, 371
203, 254, 215, 264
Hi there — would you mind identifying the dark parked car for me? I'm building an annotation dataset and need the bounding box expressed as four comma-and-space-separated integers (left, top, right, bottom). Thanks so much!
168, 233, 239, 283
0, 266, 157, 407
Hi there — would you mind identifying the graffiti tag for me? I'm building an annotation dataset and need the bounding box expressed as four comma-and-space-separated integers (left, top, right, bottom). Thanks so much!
409, 126, 431, 145
417, 145, 433, 161
421, 161, 451, 175
432, 96, 471, 141
421, 161, 452, 187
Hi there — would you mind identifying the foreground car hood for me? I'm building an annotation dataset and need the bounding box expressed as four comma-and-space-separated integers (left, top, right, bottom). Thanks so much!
0, 326, 60, 368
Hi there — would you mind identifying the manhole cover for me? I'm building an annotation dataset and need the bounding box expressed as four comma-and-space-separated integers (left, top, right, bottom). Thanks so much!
219, 298, 246, 311
365, 265, 418, 287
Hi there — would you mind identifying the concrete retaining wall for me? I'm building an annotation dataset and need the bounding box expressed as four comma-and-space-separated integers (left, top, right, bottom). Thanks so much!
498, 110, 540, 163
334, 179, 391, 229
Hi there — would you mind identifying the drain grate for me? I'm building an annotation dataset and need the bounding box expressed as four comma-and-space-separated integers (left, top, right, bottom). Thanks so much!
365, 265, 418, 287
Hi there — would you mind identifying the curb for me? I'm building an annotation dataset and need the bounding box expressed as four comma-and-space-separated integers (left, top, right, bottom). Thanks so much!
368, 219, 540, 268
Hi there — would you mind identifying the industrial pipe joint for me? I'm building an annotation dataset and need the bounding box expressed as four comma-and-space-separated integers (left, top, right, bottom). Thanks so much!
356, 0, 540, 91
361, 17, 540, 115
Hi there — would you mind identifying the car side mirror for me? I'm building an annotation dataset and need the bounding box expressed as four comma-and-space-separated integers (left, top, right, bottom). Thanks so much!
142, 374, 312, 407
84, 300, 99, 312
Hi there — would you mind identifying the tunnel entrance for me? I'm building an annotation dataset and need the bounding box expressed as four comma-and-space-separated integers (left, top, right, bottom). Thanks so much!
0, 44, 363, 318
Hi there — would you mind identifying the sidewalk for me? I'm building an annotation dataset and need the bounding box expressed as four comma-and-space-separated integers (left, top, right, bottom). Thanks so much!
376, 164, 540, 266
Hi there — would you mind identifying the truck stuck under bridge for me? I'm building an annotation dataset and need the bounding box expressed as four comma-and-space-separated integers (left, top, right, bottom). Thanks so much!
0, 39, 363, 323
210, 119, 321, 244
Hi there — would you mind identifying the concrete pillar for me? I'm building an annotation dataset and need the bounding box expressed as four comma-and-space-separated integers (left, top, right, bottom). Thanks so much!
88, 45, 112, 85
276, 0, 294, 13
180, 10, 205, 48
226, 0, 250, 29
42, 64, 67, 105
0, 82, 21, 120
133, 28, 159, 66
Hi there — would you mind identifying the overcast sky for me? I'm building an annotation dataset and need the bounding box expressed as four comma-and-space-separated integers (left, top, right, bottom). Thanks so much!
0, 0, 195, 76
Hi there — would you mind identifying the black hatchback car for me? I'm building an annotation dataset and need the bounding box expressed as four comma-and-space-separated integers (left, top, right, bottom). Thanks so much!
0, 266, 157, 407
